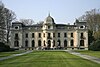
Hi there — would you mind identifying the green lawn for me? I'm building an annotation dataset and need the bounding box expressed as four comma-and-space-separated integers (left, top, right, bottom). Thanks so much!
0, 51, 100, 67
75, 50, 100, 58
0, 50, 27, 58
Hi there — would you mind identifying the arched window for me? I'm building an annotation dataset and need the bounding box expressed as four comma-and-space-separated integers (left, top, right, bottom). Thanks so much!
80, 40, 84, 46
53, 40, 55, 47
14, 41, 19, 47
57, 40, 61, 46
71, 40, 74, 46
44, 40, 46, 46
32, 40, 35, 47
48, 40, 51, 48
25, 40, 28, 47
38, 40, 41, 46
64, 40, 67, 47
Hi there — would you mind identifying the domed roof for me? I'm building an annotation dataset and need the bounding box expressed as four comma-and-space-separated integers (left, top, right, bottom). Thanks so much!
44, 13, 55, 24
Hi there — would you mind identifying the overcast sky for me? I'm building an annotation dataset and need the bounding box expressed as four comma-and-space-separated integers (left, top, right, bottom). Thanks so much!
2, 0, 100, 24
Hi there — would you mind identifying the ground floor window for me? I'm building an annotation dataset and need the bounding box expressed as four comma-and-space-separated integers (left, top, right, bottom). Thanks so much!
80, 40, 84, 46
64, 40, 67, 47
25, 40, 28, 47
71, 40, 74, 46
14, 41, 19, 47
32, 40, 35, 47
57, 40, 61, 46
53, 40, 55, 47
44, 40, 46, 46
47, 40, 51, 48
38, 40, 41, 46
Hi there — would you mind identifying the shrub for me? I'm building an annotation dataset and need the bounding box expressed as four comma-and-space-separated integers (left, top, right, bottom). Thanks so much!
89, 40, 100, 51
0, 42, 10, 52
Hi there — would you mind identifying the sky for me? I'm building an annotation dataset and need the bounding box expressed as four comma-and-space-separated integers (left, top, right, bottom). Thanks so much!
2, 0, 100, 24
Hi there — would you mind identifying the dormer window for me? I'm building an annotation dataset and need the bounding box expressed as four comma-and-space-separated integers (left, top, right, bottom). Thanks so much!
80, 25, 85, 29
15, 26, 19, 29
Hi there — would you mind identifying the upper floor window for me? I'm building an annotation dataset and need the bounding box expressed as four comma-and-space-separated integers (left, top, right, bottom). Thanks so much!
71, 33, 73, 37
64, 33, 67, 37
48, 33, 51, 38
58, 33, 60, 37
43, 33, 45, 37
32, 33, 34, 38
15, 33, 18, 37
15, 33, 19, 40
53, 33, 55, 37
48, 26, 50, 29
26, 33, 28, 38
80, 33, 84, 39
38, 33, 41, 38
81, 33, 83, 37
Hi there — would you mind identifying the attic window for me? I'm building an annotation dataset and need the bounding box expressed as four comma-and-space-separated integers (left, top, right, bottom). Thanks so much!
80, 26, 84, 28
15, 26, 19, 29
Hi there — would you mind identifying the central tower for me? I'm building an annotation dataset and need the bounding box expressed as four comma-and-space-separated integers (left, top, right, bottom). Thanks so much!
42, 13, 56, 49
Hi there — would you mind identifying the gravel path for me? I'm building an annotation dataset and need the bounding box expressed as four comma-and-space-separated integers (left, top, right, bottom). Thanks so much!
0, 50, 33, 61
65, 50, 100, 64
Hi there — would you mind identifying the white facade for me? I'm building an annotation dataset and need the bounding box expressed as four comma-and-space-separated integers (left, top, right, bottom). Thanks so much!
10, 15, 88, 50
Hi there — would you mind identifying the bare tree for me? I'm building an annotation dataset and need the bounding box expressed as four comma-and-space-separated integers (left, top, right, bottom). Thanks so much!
20, 19, 35, 25
78, 9, 100, 31
78, 9, 100, 40
0, 1, 16, 44
0, 1, 5, 43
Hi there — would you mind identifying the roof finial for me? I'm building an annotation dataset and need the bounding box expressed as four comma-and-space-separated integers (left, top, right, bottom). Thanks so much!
48, 12, 50, 17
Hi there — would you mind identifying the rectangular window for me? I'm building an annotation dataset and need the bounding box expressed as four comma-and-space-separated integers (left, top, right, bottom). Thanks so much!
53, 33, 55, 37
58, 33, 60, 37
71, 33, 73, 37
15, 33, 19, 40
48, 26, 50, 29
81, 33, 83, 37
64, 33, 67, 37
15, 33, 18, 37
43, 33, 45, 37
48, 33, 51, 38
32, 33, 34, 38
38, 33, 41, 38
26, 33, 28, 38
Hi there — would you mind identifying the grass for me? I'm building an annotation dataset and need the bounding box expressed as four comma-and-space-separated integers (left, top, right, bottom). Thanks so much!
75, 50, 100, 58
0, 50, 27, 58
0, 51, 100, 67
